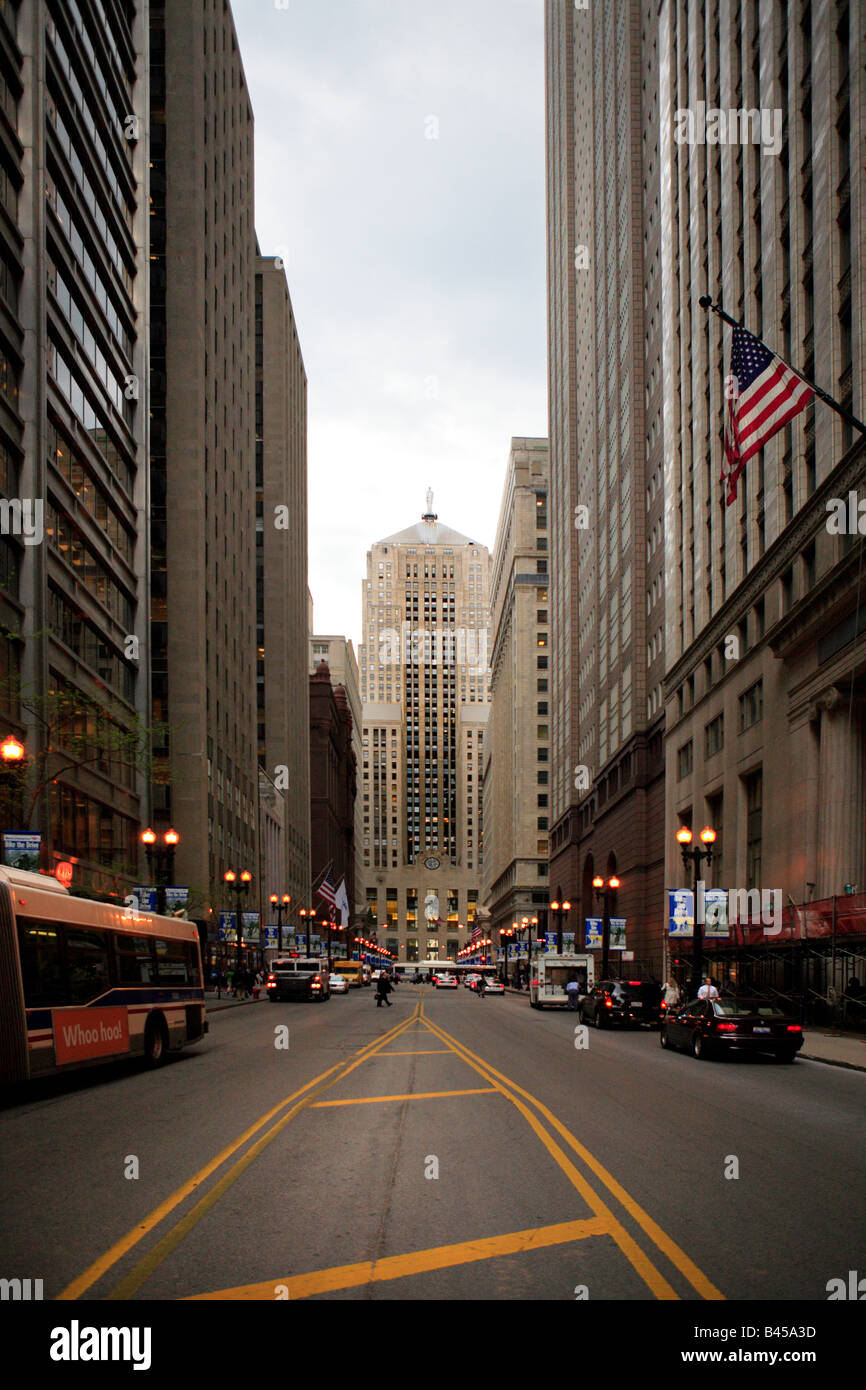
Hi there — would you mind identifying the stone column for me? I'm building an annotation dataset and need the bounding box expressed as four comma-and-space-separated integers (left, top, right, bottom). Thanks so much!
816, 689, 866, 896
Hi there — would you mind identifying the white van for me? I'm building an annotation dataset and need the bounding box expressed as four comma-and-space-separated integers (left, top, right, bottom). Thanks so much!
529, 954, 595, 1010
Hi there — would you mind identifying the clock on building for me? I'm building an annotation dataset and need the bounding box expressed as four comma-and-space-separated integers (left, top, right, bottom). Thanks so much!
424, 856, 441, 870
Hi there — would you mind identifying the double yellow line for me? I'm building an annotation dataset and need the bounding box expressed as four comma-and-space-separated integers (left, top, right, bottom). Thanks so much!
57, 1007, 421, 1301
420, 1011, 723, 1302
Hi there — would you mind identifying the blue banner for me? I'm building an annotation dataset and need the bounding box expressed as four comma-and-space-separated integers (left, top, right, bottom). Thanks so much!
3, 833, 41, 870
669, 890, 694, 937
134, 886, 158, 911
585, 917, 602, 948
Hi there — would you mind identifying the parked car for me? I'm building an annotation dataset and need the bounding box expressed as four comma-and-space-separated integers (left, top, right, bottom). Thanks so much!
660, 997, 804, 1062
482, 978, 505, 995
578, 979, 663, 1028
329, 973, 349, 994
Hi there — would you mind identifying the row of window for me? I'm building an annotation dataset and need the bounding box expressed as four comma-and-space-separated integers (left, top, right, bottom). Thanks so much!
677, 683, 763, 780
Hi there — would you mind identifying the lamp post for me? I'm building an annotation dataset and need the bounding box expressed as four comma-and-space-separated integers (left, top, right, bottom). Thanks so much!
592, 875, 621, 979
269, 893, 291, 952
1, 734, 26, 834
298, 907, 315, 953
677, 825, 717, 999
548, 899, 571, 956
141, 827, 180, 915
224, 869, 253, 970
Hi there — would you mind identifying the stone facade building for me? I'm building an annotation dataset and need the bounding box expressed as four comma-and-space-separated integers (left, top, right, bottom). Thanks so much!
545, 0, 865, 988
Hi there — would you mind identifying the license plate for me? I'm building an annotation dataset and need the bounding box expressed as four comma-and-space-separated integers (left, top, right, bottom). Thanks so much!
631, 1001, 642, 1007
753, 1026, 771, 1034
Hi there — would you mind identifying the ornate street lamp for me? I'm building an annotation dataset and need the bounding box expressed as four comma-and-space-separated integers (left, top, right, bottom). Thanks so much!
269, 892, 291, 952
677, 826, 717, 998
548, 899, 572, 956
224, 868, 253, 969
140, 827, 181, 914
592, 875, 621, 979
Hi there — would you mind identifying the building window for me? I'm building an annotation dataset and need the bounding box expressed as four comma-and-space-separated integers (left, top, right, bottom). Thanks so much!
705, 713, 724, 759
677, 742, 693, 781
739, 681, 763, 733
744, 771, 762, 886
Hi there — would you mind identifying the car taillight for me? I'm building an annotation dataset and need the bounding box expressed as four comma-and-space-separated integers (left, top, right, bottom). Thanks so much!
604, 998, 613, 1008
660, 1001, 666, 1011
267, 975, 275, 983
715, 1022, 737, 1031
786, 1024, 802, 1033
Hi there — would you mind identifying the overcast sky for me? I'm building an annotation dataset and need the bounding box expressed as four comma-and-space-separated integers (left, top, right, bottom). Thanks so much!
231, 0, 548, 647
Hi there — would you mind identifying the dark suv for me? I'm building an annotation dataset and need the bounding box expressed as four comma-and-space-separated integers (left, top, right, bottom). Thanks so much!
578, 979, 663, 1028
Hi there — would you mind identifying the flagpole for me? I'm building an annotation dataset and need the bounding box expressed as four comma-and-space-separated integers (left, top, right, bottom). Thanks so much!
698, 296, 866, 436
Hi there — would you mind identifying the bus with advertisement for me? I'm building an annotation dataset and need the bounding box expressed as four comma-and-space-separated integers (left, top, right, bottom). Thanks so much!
0, 865, 207, 1084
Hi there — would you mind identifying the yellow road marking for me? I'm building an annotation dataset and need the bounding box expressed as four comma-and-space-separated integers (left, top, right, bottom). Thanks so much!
421, 1010, 724, 1302
373, 1049, 453, 1056
311, 1087, 498, 1107
57, 1008, 420, 1301
185, 1217, 610, 1300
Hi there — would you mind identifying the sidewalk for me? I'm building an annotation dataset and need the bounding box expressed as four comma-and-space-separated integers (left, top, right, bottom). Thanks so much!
205, 989, 269, 1013
503, 987, 866, 1073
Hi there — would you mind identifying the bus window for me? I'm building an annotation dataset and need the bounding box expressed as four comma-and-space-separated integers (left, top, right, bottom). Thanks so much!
155, 940, 192, 984
66, 929, 110, 1003
115, 934, 157, 985
18, 923, 67, 1006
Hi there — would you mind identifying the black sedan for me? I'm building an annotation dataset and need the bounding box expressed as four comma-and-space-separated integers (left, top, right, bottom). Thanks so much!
659, 997, 804, 1062
578, 979, 663, 1028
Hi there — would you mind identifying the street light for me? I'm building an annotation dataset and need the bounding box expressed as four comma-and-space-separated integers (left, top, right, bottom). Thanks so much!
677, 825, 717, 998
548, 899, 571, 956
224, 868, 253, 970
140, 827, 181, 914
592, 875, 620, 979
298, 907, 315, 953
269, 892, 291, 952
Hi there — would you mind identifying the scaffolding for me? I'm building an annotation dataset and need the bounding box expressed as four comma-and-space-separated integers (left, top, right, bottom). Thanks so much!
676, 892, 866, 1027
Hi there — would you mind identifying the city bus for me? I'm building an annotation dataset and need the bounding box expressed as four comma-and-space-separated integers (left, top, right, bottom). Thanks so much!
0, 865, 207, 1084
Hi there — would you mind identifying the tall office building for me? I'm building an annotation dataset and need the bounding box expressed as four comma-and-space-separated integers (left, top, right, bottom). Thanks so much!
546, 0, 865, 983
359, 496, 490, 962
482, 439, 551, 943
0, 1, 149, 894
149, 0, 258, 918
545, 0, 664, 970
256, 252, 311, 917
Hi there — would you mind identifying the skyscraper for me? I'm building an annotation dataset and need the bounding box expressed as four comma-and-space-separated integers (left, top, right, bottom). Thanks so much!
149, 0, 258, 917
483, 439, 551, 944
545, 0, 664, 970
359, 496, 490, 962
0, 0, 150, 894
256, 252, 311, 917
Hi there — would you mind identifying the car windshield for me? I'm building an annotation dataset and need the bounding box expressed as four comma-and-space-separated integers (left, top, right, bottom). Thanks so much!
713, 1000, 786, 1017
330, 975, 344, 982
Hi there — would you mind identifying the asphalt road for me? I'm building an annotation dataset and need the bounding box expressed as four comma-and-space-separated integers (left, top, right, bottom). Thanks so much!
1, 983, 864, 1302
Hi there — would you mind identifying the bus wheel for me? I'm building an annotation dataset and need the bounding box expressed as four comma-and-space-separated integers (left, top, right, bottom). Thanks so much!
144, 1015, 168, 1066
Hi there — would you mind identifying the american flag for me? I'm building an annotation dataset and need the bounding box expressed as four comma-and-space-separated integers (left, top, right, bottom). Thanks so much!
471, 923, 481, 944
316, 866, 336, 908
723, 326, 813, 505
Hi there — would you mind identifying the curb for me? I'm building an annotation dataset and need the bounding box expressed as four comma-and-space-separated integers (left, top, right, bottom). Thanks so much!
205, 995, 269, 1013
798, 1050, 866, 1074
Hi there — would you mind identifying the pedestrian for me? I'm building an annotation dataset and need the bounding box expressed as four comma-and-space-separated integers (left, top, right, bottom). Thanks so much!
697, 976, 719, 1001
566, 976, 580, 1010
476, 974, 485, 999
375, 972, 393, 1008
663, 978, 681, 1011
